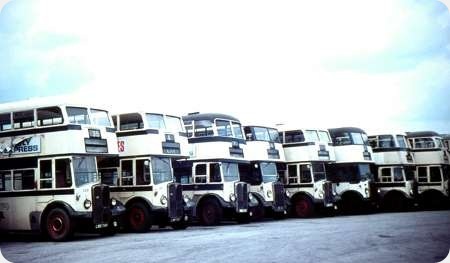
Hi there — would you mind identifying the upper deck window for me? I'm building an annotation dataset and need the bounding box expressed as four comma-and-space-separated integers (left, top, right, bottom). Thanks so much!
396, 135, 407, 148
414, 138, 435, 149
333, 131, 368, 145
232, 122, 244, 139
194, 120, 214, 137
318, 131, 331, 143
37, 107, 63, 126
268, 128, 280, 143
284, 130, 305, 143
166, 116, 183, 132
253, 127, 271, 141
351, 132, 365, 145
0, 113, 12, 131
91, 109, 111, 127
435, 139, 443, 148
146, 114, 165, 129
332, 131, 352, 145
67, 107, 90, 125
120, 113, 143, 131
305, 130, 319, 142
112, 115, 117, 128
216, 120, 233, 137
378, 135, 395, 148
13, 110, 35, 129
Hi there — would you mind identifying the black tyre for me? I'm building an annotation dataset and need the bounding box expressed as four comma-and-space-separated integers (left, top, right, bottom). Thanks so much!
250, 201, 265, 221
383, 193, 406, 212
127, 202, 152, 232
199, 199, 222, 226
46, 208, 73, 241
292, 196, 315, 218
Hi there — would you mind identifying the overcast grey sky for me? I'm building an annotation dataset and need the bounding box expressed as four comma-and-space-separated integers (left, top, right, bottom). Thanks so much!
0, 0, 449, 133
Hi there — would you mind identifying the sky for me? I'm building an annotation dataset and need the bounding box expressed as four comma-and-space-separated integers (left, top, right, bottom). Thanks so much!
0, 0, 449, 134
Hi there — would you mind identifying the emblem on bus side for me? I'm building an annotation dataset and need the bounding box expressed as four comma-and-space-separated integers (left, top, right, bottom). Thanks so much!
0, 136, 41, 156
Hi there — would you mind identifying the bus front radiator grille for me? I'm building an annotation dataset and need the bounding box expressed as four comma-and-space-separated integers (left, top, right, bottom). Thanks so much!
235, 182, 249, 212
92, 185, 112, 226
322, 181, 334, 205
168, 183, 184, 220
273, 182, 285, 209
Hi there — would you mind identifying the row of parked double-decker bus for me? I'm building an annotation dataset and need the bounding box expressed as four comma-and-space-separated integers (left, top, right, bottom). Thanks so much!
0, 98, 448, 240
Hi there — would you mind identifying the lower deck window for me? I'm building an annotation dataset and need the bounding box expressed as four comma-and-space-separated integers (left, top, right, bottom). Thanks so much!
13, 170, 35, 190
417, 167, 428, 182
287, 165, 298, 184
380, 168, 392, 182
194, 164, 207, 183
121, 160, 133, 185
0, 171, 12, 191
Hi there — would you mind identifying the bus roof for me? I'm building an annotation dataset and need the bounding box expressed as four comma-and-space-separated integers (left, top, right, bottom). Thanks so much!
0, 96, 106, 113
368, 131, 407, 137
182, 113, 240, 123
441, 134, 450, 140
406, 131, 440, 138
276, 126, 329, 133
328, 127, 367, 136
112, 111, 182, 118
243, 124, 279, 130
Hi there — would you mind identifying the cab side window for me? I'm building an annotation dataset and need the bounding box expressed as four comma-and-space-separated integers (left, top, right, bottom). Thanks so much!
299, 165, 312, 183
393, 167, 403, 182
209, 163, 221, 183
429, 167, 442, 182
136, 159, 151, 185
55, 159, 72, 188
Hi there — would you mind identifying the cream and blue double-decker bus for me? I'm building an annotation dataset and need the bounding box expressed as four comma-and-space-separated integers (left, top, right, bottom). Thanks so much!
278, 128, 336, 217
174, 113, 256, 226
241, 125, 287, 219
406, 131, 449, 209
97, 112, 191, 231
0, 98, 125, 241
327, 127, 376, 213
368, 132, 417, 211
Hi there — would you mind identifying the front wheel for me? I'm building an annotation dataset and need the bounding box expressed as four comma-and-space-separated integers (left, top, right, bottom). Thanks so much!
46, 208, 73, 241
292, 196, 315, 218
127, 203, 152, 232
199, 199, 222, 226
